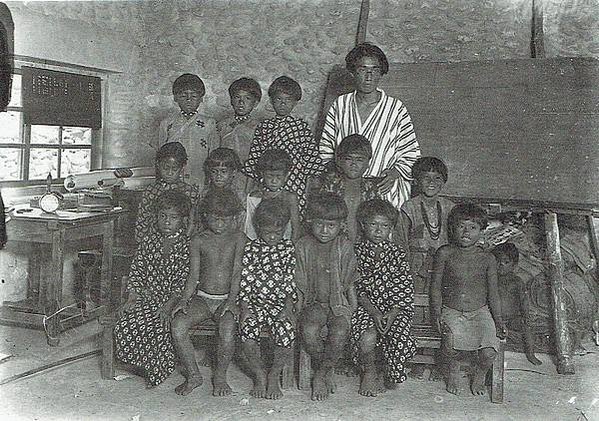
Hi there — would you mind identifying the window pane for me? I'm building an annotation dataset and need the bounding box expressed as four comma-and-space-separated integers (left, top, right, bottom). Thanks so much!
63, 127, 92, 145
0, 111, 22, 143
29, 148, 58, 180
31, 125, 59, 145
0, 148, 22, 180
61, 148, 91, 177
7, 74, 22, 108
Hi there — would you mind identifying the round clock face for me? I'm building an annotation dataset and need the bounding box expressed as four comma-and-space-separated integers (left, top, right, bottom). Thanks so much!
39, 193, 60, 213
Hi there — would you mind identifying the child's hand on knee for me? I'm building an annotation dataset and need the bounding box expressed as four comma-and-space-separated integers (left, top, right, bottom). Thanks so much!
218, 299, 239, 318
171, 298, 189, 317
117, 291, 138, 317
276, 307, 296, 325
156, 305, 172, 329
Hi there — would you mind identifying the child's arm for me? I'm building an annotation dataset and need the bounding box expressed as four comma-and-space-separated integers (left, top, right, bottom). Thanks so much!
430, 246, 449, 332
218, 234, 246, 317
171, 235, 201, 317
358, 293, 385, 332
288, 192, 301, 241
486, 254, 506, 338
346, 284, 358, 313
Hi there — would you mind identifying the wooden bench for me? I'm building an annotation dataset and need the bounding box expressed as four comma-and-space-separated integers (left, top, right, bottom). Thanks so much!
99, 278, 295, 389
298, 294, 505, 403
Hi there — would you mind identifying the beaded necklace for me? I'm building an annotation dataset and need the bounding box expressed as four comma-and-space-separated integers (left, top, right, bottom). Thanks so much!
420, 200, 442, 241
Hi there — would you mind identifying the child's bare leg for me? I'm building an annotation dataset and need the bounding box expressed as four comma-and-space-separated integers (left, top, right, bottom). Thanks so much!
301, 305, 326, 399
241, 339, 267, 398
312, 314, 349, 401
172, 299, 211, 395
441, 330, 460, 395
358, 327, 380, 397
213, 311, 237, 396
266, 345, 292, 400
472, 347, 496, 396
522, 325, 542, 365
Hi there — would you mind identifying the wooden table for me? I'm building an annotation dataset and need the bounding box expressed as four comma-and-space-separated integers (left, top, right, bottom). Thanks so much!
1, 205, 126, 346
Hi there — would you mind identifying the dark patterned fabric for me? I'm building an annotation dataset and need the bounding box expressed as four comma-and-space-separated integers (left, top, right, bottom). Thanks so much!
135, 179, 200, 244
114, 230, 190, 386
351, 240, 416, 383
244, 115, 324, 214
238, 239, 297, 347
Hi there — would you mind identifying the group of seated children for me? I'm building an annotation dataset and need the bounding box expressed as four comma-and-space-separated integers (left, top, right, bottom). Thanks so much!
113, 72, 539, 401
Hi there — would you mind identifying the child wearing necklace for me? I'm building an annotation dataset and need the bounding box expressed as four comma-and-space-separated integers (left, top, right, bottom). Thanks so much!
399, 156, 454, 379
244, 149, 300, 241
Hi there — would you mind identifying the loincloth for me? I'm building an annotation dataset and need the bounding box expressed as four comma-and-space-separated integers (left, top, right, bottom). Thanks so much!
440, 305, 499, 352
196, 289, 228, 315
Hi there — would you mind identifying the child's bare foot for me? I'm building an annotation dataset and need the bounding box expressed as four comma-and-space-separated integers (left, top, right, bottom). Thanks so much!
266, 372, 283, 400
408, 365, 425, 380
470, 367, 487, 396
526, 352, 542, 366
325, 370, 337, 394
175, 374, 203, 396
212, 374, 233, 397
358, 369, 379, 397
250, 371, 267, 398
311, 372, 329, 401
446, 360, 459, 395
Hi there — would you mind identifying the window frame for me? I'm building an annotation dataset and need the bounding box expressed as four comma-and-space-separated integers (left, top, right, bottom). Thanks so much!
0, 55, 112, 187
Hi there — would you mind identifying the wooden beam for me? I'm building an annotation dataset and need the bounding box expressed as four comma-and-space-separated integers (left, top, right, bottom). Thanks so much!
544, 212, 575, 374
356, 0, 370, 45
586, 215, 599, 277
531, 0, 545, 58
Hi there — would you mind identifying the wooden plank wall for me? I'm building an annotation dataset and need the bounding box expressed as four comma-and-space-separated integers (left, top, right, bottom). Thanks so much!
317, 58, 599, 208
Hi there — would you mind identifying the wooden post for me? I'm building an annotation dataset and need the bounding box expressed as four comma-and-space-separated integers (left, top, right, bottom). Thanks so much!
586, 215, 599, 276
356, 0, 370, 46
544, 212, 575, 374
46, 224, 65, 346
531, 0, 545, 58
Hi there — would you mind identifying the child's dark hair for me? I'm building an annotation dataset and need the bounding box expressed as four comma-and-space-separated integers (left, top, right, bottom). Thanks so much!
336, 134, 372, 160
357, 198, 399, 227
156, 141, 188, 166
268, 76, 302, 101
256, 149, 292, 175
448, 203, 488, 233
345, 42, 389, 75
172, 73, 205, 97
203, 148, 242, 176
155, 190, 191, 217
412, 156, 448, 183
200, 188, 243, 217
229, 77, 262, 102
253, 198, 291, 230
305, 192, 348, 222
492, 242, 519, 265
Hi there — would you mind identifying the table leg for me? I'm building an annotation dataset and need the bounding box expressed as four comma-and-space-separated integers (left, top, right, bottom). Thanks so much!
46, 226, 65, 346
100, 221, 114, 311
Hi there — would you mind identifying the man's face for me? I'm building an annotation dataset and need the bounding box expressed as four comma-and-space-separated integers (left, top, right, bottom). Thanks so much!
352, 56, 383, 95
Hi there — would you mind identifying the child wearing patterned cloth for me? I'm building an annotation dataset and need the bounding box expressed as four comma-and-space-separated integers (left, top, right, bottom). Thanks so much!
431, 203, 506, 396
114, 190, 192, 387
135, 142, 200, 244
296, 192, 358, 401
351, 199, 416, 397
238, 198, 298, 400
244, 76, 323, 214
170, 189, 247, 397
244, 149, 300, 241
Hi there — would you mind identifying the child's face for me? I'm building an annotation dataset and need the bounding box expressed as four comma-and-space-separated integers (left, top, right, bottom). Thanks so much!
417, 171, 445, 198
336, 152, 370, 179
496, 255, 517, 276
271, 92, 297, 117
256, 223, 286, 246
231, 89, 258, 117
158, 157, 184, 184
353, 55, 383, 95
157, 207, 184, 236
174, 89, 203, 114
205, 213, 237, 235
209, 165, 235, 188
362, 215, 393, 244
262, 169, 287, 192
454, 219, 483, 248
311, 219, 343, 243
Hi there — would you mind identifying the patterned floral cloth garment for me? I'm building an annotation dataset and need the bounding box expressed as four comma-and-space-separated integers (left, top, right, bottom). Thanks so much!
351, 240, 417, 383
114, 230, 190, 386
237, 238, 297, 347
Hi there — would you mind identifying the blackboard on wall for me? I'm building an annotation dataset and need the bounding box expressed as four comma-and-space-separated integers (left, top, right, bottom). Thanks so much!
22, 66, 102, 129
318, 58, 599, 209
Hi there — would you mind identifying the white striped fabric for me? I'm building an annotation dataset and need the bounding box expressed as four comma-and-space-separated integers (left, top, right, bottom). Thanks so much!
320, 89, 420, 208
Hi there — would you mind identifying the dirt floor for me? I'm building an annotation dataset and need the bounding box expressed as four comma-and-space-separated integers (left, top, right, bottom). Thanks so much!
0, 321, 598, 421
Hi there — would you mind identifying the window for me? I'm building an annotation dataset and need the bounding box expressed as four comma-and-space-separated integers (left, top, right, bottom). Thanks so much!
0, 60, 104, 182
